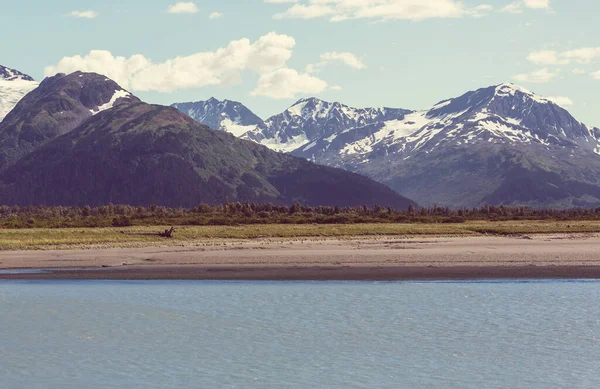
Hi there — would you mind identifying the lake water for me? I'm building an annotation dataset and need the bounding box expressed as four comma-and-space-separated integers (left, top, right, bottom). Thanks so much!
1, 280, 600, 389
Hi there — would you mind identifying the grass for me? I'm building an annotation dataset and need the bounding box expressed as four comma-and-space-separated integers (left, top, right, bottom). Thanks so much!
0, 221, 600, 250
1, 220, 599, 251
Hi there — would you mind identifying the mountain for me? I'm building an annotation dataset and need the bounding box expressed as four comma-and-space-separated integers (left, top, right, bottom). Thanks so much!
172, 97, 412, 153
0, 65, 34, 81
175, 85, 600, 208
0, 79, 414, 208
0, 71, 139, 171
0, 65, 39, 123
171, 98, 264, 137
297, 84, 600, 208
251, 98, 413, 153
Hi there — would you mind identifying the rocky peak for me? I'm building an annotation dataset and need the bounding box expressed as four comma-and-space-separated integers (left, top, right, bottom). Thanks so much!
0, 72, 140, 170
0, 65, 34, 82
35, 71, 137, 114
171, 98, 264, 136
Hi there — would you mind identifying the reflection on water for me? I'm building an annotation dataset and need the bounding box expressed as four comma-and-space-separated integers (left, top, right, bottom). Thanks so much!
1, 280, 599, 389
0, 269, 49, 274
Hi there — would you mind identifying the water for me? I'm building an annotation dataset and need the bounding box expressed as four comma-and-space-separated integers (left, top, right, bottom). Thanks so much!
1, 280, 600, 389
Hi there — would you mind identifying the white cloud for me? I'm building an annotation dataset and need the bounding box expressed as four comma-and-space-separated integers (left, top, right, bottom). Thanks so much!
330, 85, 343, 91
466, 5, 493, 18
501, 3, 522, 13
68, 10, 98, 19
527, 47, 600, 65
561, 47, 600, 64
209, 12, 223, 19
168, 2, 199, 14
513, 68, 559, 83
307, 52, 366, 73
593, 70, 600, 80
546, 96, 573, 106
527, 50, 567, 65
572, 68, 586, 74
270, 0, 496, 22
501, 0, 550, 13
252, 68, 328, 99
45, 32, 328, 100
524, 0, 549, 9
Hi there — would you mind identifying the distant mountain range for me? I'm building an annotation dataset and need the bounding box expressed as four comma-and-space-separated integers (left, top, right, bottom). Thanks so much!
4, 62, 600, 209
173, 86, 600, 208
0, 68, 413, 208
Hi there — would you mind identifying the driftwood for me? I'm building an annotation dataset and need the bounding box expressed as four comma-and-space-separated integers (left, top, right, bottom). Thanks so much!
121, 227, 176, 238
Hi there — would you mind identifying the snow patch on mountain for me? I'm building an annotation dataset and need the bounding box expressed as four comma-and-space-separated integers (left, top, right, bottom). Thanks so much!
90, 89, 131, 115
0, 79, 39, 122
220, 118, 258, 137
262, 133, 311, 153
494, 83, 549, 105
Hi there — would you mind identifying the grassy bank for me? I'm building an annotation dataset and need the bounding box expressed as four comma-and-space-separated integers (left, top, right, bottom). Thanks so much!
1, 220, 599, 251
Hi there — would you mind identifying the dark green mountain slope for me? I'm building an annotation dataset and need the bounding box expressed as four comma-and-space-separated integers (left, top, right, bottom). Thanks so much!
0, 102, 414, 208
0, 71, 139, 171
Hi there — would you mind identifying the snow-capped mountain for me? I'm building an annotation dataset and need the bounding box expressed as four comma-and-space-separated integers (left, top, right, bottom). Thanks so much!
329, 83, 600, 208
175, 84, 600, 208
295, 83, 600, 165
253, 98, 411, 152
0, 65, 39, 122
173, 96, 412, 153
0, 71, 139, 171
172, 98, 265, 137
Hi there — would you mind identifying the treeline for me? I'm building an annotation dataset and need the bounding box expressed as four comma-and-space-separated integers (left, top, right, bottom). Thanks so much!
1, 202, 600, 228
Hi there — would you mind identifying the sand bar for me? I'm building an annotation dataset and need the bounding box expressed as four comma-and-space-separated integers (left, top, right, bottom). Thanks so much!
1, 234, 600, 280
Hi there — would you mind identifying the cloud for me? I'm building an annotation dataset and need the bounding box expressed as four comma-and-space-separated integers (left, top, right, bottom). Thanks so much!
561, 47, 600, 64
527, 47, 600, 65
572, 68, 586, 74
527, 50, 568, 65
45, 32, 328, 99
252, 68, 328, 99
524, 0, 549, 9
330, 85, 343, 91
307, 52, 366, 73
500, 3, 522, 13
512, 68, 559, 83
546, 96, 573, 106
68, 10, 98, 19
593, 70, 600, 80
209, 12, 223, 19
466, 5, 493, 18
168, 2, 199, 14
500, 0, 550, 13
269, 0, 496, 22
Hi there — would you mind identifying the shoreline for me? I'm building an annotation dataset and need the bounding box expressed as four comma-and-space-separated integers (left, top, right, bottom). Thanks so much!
2, 265, 600, 281
2, 233, 600, 280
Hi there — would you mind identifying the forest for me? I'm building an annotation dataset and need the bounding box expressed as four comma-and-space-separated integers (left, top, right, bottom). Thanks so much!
2, 202, 600, 229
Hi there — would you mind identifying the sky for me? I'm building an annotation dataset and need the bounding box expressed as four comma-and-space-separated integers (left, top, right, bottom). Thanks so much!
1, 0, 598, 125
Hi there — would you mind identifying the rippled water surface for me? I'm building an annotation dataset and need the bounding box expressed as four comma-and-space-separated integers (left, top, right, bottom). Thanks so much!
1, 280, 600, 388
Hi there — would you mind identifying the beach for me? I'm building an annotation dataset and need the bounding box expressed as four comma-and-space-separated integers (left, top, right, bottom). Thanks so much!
2, 233, 600, 280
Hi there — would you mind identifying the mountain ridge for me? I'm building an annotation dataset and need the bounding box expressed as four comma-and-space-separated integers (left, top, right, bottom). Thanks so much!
173, 84, 600, 208
0, 72, 415, 208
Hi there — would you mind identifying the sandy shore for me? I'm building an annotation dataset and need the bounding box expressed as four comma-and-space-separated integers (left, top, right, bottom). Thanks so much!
2, 234, 600, 280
